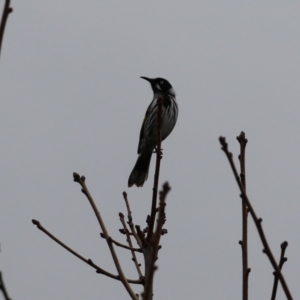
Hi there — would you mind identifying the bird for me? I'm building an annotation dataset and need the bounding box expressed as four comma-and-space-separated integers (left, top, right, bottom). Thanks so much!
128, 77, 178, 187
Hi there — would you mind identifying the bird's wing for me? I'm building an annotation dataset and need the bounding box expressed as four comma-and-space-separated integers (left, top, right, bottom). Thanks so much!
137, 115, 146, 154
137, 98, 157, 153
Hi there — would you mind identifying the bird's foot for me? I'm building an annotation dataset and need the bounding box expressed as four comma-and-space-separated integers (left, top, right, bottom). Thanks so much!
153, 147, 163, 158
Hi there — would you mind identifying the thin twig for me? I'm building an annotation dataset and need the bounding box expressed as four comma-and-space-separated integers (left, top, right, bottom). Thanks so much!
237, 131, 250, 300
123, 192, 142, 248
119, 213, 143, 279
0, 0, 12, 62
73, 173, 138, 299
219, 137, 293, 300
147, 96, 163, 241
31, 219, 141, 284
271, 241, 288, 300
100, 233, 141, 252
123, 191, 133, 222
136, 225, 147, 248
144, 182, 170, 300
0, 271, 11, 300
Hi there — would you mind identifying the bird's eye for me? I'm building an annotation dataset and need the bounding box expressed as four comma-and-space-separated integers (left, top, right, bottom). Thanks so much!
160, 80, 164, 85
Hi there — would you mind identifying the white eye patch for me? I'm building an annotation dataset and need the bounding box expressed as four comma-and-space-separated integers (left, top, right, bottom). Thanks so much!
156, 83, 162, 90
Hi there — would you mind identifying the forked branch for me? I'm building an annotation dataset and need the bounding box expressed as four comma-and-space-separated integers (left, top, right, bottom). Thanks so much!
271, 241, 289, 300
31, 219, 141, 284
32, 90, 169, 299
219, 136, 293, 300
119, 213, 143, 279
73, 173, 138, 299
143, 182, 170, 300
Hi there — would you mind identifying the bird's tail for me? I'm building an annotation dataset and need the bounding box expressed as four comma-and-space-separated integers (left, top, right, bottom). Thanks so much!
128, 150, 153, 187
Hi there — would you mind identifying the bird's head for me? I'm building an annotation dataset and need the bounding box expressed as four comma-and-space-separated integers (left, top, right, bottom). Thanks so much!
140, 77, 175, 97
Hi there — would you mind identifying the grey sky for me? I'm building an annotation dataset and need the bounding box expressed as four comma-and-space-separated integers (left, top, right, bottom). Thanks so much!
1, 1, 300, 299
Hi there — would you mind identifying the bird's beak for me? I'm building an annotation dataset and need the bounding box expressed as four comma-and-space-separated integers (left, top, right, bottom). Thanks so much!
140, 76, 153, 83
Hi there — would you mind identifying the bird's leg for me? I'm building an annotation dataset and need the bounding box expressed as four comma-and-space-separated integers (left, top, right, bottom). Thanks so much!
153, 146, 163, 158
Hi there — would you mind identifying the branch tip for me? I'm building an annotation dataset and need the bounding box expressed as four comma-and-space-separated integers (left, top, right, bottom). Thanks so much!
32, 219, 40, 226
236, 131, 248, 145
73, 172, 80, 182
220, 132, 292, 300
219, 136, 227, 149
162, 181, 171, 192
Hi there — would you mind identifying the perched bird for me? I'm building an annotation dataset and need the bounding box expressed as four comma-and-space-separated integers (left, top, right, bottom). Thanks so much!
128, 77, 178, 187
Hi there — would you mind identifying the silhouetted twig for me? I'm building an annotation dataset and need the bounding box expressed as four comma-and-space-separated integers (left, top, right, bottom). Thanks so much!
144, 182, 170, 300
0, 271, 11, 300
73, 173, 138, 299
271, 241, 288, 300
0, 2, 13, 299
123, 192, 142, 248
219, 136, 293, 300
31, 219, 141, 284
0, 0, 12, 62
119, 213, 143, 279
100, 232, 141, 252
237, 131, 250, 300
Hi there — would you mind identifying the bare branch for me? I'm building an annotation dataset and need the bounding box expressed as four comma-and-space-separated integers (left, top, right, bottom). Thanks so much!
271, 241, 289, 300
237, 131, 250, 300
100, 232, 141, 253
31, 219, 141, 284
144, 182, 170, 300
119, 213, 143, 279
0, 0, 13, 62
219, 136, 293, 300
73, 173, 138, 299
0, 271, 11, 300
123, 191, 133, 222
32, 219, 141, 284
123, 192, 142, 248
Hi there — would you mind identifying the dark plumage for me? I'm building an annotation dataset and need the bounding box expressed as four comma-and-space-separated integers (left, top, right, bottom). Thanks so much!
128, 77, 178, 187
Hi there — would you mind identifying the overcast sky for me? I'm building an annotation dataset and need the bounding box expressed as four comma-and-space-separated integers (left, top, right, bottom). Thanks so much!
1, 1, 300, 299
